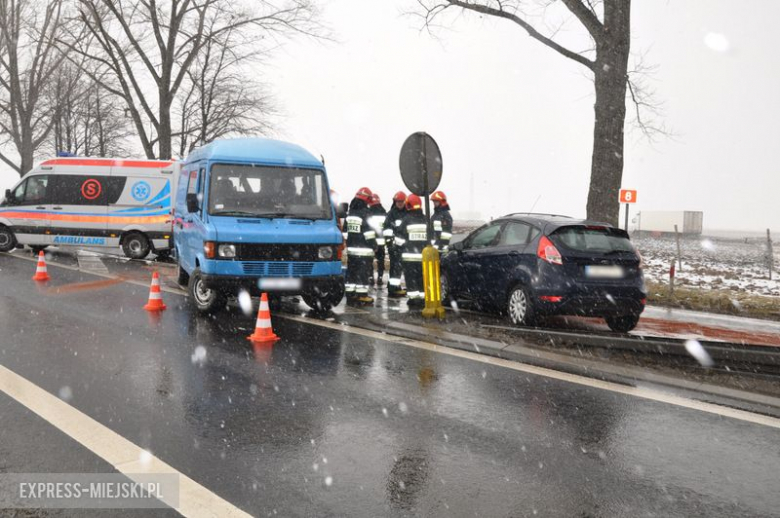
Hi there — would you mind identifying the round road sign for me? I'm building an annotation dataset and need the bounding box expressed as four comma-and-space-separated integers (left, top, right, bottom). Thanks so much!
399, 132, 443, 196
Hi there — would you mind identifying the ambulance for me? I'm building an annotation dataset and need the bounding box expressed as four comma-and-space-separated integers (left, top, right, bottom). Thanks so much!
0, 157, 179, 259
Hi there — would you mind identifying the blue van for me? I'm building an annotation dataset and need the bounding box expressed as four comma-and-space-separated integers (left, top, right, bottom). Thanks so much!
173, 138, 347, 313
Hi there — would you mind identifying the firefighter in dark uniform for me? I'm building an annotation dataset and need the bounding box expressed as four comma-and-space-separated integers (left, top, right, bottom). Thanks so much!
395, 194, 428, 307
383, 191, 407, 297
368, 193, 387, 287
345, 187, 377, 305
431, 190, 453, 252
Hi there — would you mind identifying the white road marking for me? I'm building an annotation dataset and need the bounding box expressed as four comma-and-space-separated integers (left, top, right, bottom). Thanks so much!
277, 314, 780, 430
5, 251, 780, 430
0, 364, 250, 517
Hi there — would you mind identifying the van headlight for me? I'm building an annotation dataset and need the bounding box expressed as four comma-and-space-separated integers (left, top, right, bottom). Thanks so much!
218, 244, 236, 258
318, 246, 334, 260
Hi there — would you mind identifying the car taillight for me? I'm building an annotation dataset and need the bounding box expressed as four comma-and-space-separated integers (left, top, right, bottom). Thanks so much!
537, 236, 563, 265
540, 295, 563, 302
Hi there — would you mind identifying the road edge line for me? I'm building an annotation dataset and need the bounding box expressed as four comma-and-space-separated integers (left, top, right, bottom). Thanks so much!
0, 364, 251, 518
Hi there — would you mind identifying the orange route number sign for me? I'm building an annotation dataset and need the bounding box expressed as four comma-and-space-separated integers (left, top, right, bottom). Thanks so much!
619, 189, 637, 204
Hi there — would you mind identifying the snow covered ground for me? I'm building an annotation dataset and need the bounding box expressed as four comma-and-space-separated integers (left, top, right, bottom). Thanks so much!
634, 233, 780, 298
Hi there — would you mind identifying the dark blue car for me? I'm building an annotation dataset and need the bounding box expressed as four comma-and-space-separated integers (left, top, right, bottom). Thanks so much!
441, 213, 647, 332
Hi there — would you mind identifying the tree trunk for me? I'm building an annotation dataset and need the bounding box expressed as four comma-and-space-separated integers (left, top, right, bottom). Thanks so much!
585, 0, 631, 226
158, 92, 172, 159
20, 135, 34, 176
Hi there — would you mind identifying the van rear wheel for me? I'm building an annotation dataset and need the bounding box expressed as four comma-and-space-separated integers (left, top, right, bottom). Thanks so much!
188, 268, 225, 314
0, 226, 16, 253
122, 232, 151, 260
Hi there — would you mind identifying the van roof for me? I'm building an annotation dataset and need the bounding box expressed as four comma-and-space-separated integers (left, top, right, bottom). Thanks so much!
183, 137, 323, 169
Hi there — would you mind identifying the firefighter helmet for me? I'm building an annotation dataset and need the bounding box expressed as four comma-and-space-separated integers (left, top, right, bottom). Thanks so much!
405, 194, 422, 211
431, 191, 447, 203
392, 191, 407, 202
355, 187, 372, 202
369, 193, 381, 206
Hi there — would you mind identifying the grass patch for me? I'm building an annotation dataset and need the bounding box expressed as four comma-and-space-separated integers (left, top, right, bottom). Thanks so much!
646, 280, 780, 321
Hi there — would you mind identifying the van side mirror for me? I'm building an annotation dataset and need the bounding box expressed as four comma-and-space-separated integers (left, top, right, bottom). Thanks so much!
335, 202, 348, 219
186, 193, 200, 213
4, 189, 11, 201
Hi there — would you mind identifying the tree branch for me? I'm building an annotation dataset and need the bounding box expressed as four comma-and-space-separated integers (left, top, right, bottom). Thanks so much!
427, 0, 594, 70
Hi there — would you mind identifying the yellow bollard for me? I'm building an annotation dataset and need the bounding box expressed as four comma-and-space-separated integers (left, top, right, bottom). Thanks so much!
421, 245, 446, 319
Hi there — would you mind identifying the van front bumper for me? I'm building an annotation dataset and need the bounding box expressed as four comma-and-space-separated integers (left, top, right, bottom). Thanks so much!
199, 273, 344, 296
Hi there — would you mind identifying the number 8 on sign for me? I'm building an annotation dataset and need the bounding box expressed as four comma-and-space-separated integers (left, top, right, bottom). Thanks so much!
619, 189, 637, 204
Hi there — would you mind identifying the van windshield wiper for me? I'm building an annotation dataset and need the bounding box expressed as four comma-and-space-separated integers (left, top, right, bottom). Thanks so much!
252, 212, 323, 221
210, 210, 262, 217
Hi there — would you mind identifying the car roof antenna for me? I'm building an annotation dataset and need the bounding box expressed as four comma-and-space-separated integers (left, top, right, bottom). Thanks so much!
528, 194, 541, 213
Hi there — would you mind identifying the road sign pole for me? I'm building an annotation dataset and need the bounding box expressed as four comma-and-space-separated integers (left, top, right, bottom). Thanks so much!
399, 131, 445, 320
624, 203, 629, 232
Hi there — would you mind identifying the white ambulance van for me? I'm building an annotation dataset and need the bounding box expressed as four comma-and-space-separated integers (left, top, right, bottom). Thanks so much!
0, 157, 179, 259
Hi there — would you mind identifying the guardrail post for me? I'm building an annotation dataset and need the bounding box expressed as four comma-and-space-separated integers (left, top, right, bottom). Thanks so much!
422, 245, 446, 319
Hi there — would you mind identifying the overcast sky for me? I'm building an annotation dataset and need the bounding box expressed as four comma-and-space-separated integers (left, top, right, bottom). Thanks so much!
1, 0, 777, 232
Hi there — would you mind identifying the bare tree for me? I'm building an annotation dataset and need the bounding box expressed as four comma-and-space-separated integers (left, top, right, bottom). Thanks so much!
175, 23, 276, 156
0, 0, 75, 176
417, 0, 641, 225
47, 65, 133, 157
69, 0, 320, 160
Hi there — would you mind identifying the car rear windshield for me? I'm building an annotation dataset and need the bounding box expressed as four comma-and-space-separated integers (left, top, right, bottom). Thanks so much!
551, 226, 635, 253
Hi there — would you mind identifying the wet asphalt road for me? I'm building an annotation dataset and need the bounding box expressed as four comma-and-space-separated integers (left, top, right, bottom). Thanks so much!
1, 252, 780, 517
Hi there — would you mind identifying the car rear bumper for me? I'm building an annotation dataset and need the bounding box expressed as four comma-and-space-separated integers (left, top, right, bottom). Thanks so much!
535, 295, 645, 317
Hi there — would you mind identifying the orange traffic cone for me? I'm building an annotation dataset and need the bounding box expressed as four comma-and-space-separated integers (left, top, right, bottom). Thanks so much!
143, 271, 167, 311
247, 293, 279, 344
31, 251, 50, 282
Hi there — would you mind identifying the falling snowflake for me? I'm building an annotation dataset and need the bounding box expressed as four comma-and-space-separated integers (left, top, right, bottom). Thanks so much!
58, 386, 73, 401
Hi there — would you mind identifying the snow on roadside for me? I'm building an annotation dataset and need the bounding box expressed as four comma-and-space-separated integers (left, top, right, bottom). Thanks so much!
634, 234, 780, 298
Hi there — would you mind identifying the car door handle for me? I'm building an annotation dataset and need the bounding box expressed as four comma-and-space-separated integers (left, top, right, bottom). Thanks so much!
35, 206, 45, 210
52, 206, 63, 210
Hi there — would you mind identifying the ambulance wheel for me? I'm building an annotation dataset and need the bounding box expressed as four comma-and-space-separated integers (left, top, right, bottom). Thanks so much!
122, 232, 151, 259
0, 226, 15, 252
188, 268, 225, 314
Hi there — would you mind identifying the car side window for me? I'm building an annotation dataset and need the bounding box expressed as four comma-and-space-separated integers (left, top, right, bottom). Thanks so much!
499, 222, 533, 246
467, 223, 503, 249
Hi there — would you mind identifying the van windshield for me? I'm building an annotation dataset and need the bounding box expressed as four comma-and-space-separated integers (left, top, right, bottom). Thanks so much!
208, 164, 331, 220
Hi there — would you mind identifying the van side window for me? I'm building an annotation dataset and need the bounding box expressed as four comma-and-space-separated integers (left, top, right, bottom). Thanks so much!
198, 168, 206, 199
50, 175, 113, 206
186, 170, 199, 196
9, 175, 50, 205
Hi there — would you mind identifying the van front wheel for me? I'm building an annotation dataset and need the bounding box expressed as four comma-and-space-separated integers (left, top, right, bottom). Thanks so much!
122, 232, 151, 260
188, 268, 225, 314
0, 227, 17, 252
